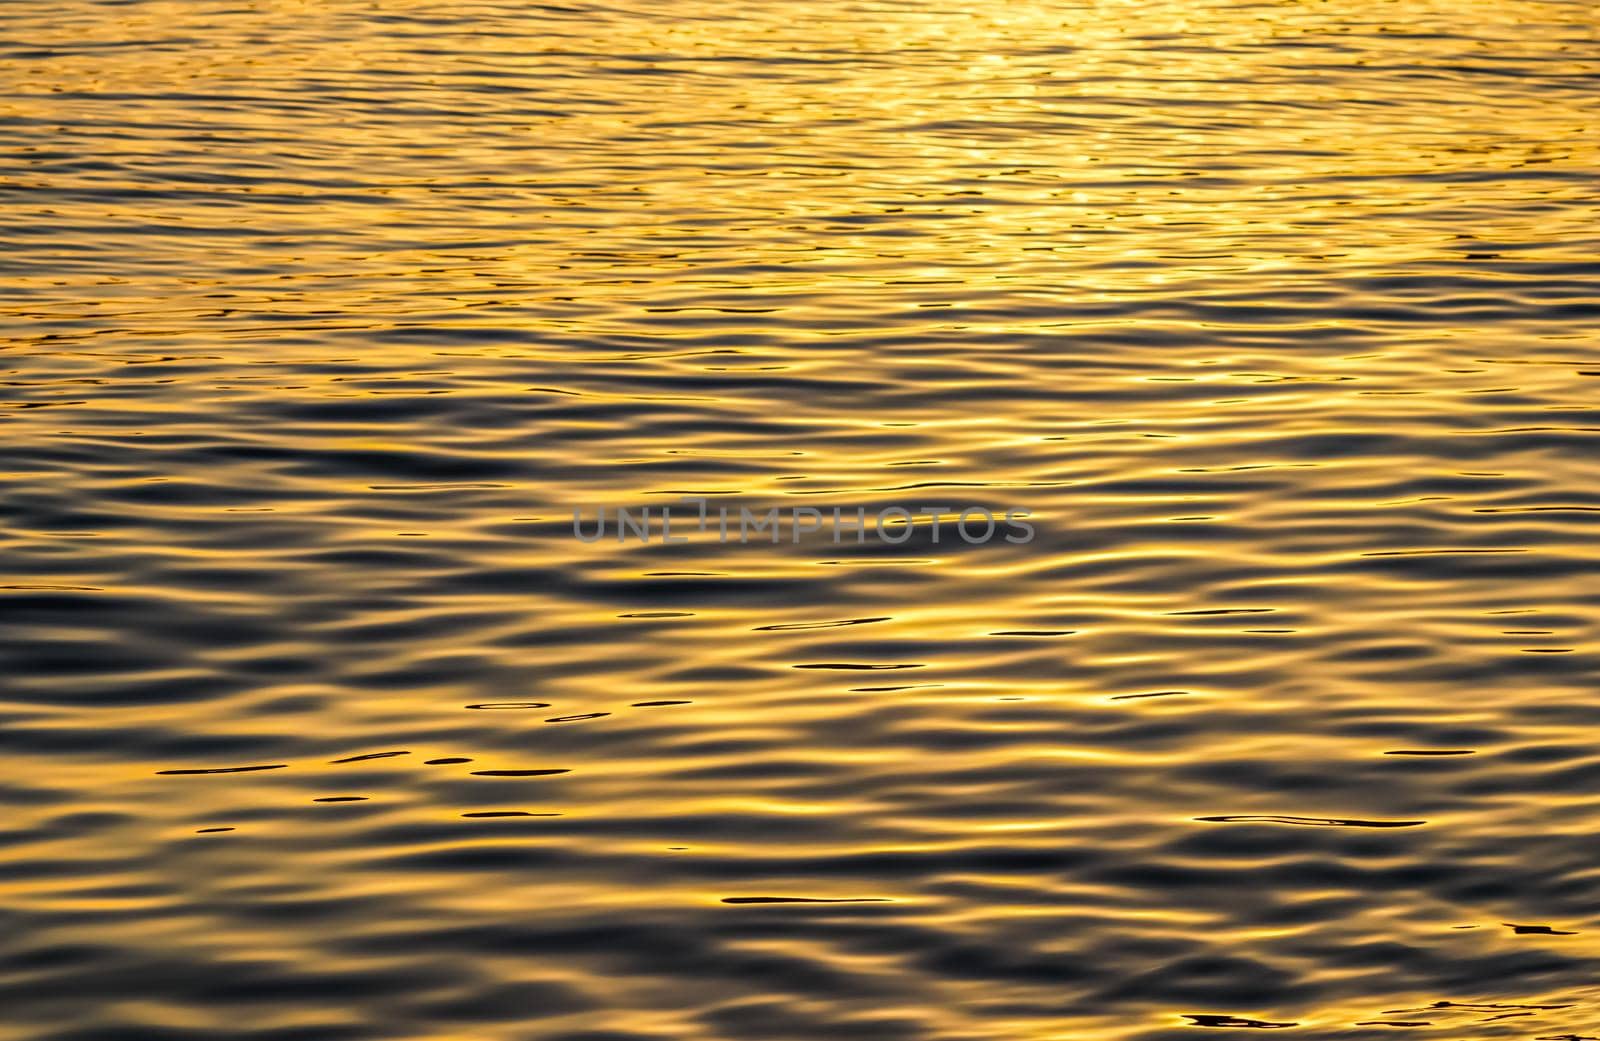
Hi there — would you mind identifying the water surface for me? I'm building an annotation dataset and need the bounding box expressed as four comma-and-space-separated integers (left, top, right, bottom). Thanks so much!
3, 0, 1600, 1038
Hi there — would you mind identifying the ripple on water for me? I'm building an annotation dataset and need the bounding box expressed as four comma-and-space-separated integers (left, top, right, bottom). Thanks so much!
3, 0, 1599, 1038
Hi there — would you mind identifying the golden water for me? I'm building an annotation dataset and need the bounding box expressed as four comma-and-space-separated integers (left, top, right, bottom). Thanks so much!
4, 0, 1600, 1037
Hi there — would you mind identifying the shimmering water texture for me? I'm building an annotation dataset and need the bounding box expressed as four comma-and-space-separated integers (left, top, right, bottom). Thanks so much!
4, 0, 1600, 1038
